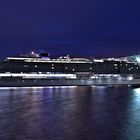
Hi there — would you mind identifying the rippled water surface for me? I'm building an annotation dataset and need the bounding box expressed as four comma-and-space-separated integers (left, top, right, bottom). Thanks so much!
0, 86, 140, 140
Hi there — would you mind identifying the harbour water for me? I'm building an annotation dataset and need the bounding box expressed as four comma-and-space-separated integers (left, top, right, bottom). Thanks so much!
0, 86, 140, 140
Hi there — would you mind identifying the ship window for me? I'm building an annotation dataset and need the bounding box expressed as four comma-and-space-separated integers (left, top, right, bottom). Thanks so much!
114, 64, 117, 66
126, 64, 128, 66
72, 69, 75, 71
52, 67, 54, 69
35, 65, 38, 68
137, 67, 139, 69
6, 72, 10, 74
90, 67, 92, 70
65, 67, 67, 69
129, 68, 131, 70
24, 65, 28, 67
52, 64, 54, 66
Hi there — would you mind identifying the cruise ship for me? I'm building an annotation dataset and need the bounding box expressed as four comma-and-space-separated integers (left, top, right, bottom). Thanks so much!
0, 51, 140, 87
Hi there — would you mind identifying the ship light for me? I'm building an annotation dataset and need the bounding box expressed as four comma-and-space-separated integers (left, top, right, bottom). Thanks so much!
128, 76, 133, 81
90, 76, 96, 79
136, 57, 140, 63
31, 51, 35, 55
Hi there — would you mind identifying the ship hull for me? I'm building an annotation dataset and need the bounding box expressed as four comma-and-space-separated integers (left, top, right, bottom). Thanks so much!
0, 78, 140, 87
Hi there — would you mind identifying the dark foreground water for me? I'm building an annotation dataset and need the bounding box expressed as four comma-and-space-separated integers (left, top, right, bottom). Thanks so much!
0, 86, 140, 140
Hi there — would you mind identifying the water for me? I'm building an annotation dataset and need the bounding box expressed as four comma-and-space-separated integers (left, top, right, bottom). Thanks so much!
0, 86, 140, 140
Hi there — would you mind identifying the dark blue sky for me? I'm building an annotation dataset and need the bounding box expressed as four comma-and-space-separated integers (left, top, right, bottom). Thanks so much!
0, 0, 140, 58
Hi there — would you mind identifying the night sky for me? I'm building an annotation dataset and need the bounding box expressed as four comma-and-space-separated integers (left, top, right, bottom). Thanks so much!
0, 0, 140, 58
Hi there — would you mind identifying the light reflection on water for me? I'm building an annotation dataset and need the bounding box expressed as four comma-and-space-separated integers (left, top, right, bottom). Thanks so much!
0, 86, 140, 140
